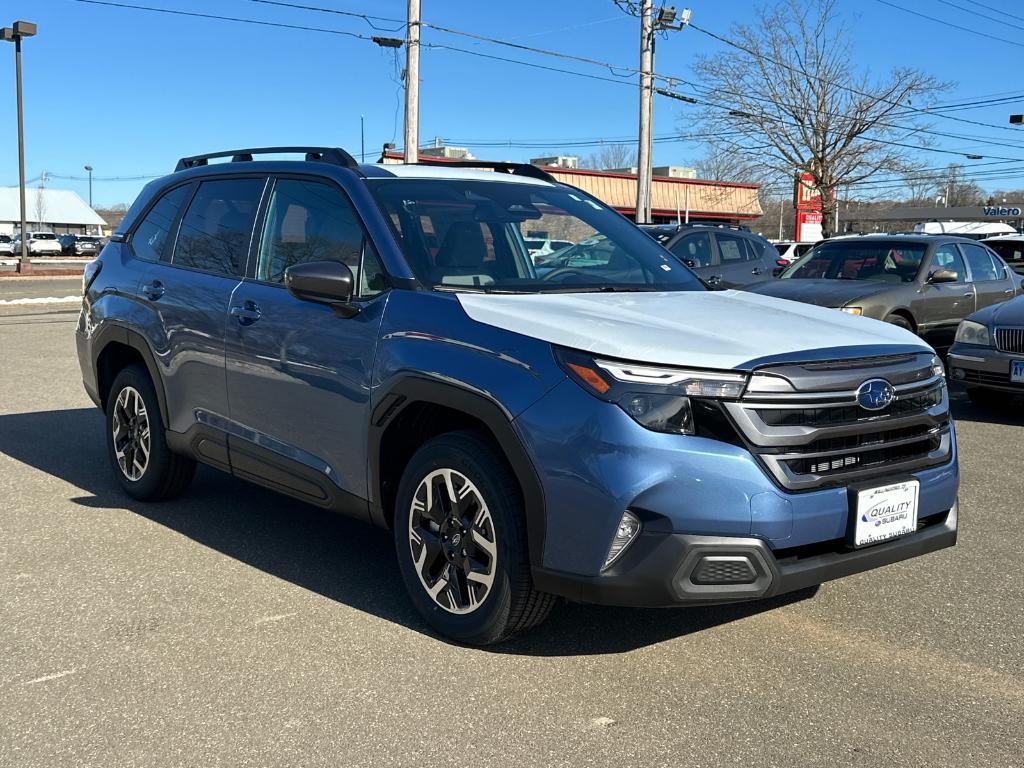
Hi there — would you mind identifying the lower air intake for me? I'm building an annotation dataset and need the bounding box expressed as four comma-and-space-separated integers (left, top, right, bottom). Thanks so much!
690, 555, 758, 585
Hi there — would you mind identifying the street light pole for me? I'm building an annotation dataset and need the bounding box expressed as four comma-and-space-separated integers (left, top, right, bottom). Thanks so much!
84, 165, 93, 207
2, 20, 36, 274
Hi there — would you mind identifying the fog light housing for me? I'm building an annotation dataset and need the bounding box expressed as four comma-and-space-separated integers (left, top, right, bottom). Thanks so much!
603, 511, 641, 570
951, 367, 966, 380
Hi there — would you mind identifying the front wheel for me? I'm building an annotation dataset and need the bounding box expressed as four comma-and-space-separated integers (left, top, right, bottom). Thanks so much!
883, 313, 914, 332
393, 431, 555, 645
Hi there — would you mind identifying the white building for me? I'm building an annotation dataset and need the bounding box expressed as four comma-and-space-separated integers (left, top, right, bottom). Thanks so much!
0, 187, 106, 236
529, 155, 580, 169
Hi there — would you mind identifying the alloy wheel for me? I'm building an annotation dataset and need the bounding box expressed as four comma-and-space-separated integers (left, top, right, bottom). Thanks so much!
408, 468, 497, 614
111, 385, 151, 482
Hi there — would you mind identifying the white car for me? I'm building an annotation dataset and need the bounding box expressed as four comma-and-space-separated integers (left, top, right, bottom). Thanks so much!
524, 237, 574, 265
0, 234, 13, 255
981, 233, 1024, 276
14, 231, 62, 256
773, 241, 815, 263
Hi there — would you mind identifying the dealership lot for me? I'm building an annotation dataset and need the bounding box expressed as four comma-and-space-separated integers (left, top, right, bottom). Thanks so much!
1, 299, 1022, 767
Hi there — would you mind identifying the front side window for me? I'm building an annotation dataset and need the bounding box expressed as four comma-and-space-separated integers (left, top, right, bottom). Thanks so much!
368, 178, 703, 293
931, 244, 966, 282
257, 178, 386, 297
172, 178, 264, 276
959, 243, 1001, 281
131, 184, 192, 262
783, 241, 926, 283
670, 232, 713, 268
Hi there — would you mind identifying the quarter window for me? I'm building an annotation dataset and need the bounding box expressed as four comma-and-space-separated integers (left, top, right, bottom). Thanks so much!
257, 178, 387, 297
172, 178, 264, 276
959, 243, 1000, 282
130, 184, 191, 262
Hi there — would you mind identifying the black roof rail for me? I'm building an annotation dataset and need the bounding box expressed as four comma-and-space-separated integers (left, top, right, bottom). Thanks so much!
416, 159, 557, 184
174, 146, 362, 174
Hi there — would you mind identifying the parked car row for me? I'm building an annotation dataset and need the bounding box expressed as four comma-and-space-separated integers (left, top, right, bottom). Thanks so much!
0, 232, 107, 256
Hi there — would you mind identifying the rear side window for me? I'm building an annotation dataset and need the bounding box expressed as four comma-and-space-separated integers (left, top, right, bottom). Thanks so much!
717, 233, 757, 262
959, 243, 1000, 282
173, 178, 264, 276
131, 184, 191, 262
257, 178, 387, 297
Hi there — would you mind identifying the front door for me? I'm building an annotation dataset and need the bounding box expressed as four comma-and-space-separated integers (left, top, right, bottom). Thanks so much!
223, 176, 390, 511
918, 243, 974, 349
713, 231, 767, 287
668, 231, 715, 283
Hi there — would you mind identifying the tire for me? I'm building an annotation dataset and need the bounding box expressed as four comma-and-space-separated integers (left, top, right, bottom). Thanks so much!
884, 313, 913, 332
105, 364, 195, 501
393, 430, 555, 645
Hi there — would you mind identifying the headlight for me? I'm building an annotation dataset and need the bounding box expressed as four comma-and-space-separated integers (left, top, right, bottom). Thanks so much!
555, 348, 748, 436
840, 306, 862, 316
930, 354, 945, 378
954, 320, 990, 346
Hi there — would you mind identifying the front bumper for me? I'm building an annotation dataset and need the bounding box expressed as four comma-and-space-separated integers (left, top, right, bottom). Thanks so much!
533, 503, 957, 607
948, 345, 1024, 393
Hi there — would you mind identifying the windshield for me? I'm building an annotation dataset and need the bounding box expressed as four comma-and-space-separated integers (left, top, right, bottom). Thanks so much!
781, 240, 926, 283
367, 179, 703, 293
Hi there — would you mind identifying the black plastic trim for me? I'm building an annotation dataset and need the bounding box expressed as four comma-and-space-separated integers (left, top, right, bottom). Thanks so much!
90, 323, 170, 426
367, 375, 547, 567
175, 146, 362, 174
532, 503, 957, 607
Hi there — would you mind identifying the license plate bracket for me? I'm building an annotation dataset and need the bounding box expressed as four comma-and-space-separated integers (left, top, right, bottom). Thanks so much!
845, 478, 920, 549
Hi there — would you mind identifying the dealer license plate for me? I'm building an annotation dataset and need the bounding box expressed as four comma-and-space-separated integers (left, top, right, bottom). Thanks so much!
852, 480, 919, 548
1011, 360, 1024, 384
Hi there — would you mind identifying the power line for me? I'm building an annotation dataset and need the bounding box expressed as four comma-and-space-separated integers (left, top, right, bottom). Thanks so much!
244, 0, 405, 31
962, 0, 1024, 24
687, 21, 1023, 133
933, 0, 1024, 32
872, 0, 1024, 49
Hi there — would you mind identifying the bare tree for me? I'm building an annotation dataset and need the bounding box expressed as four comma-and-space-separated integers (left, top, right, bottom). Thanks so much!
690, 0, 947, 237
935, 163, 983, 207
583, 143, 637, 170
691, 140, 766, 184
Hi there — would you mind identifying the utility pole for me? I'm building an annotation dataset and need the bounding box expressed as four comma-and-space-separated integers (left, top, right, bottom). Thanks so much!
403, 0, 420, 164
2, 20, 37, 273
632, 5, 689, 224
360, 115, 365, 162
635, 0, 654, 224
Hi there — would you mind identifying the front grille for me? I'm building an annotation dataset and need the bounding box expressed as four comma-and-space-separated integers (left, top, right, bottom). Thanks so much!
723, 353, 952, 491
995, 327, 1024, 354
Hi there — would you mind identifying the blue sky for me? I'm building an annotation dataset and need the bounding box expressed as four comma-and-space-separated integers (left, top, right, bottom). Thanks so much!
1, 0, 1022, 207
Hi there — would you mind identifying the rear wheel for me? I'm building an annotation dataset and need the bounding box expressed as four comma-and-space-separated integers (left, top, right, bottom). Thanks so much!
393, 430, 555, 645
105, 364, 195, 500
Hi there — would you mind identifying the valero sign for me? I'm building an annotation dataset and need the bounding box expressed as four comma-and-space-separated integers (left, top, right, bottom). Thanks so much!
983, 206, 1022, 217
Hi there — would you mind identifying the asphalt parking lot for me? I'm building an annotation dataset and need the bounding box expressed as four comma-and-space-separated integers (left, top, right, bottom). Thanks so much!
1, 289, 1022, 767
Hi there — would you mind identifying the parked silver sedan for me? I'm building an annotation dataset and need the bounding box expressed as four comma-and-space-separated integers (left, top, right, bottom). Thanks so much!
948, 294, 1024, 403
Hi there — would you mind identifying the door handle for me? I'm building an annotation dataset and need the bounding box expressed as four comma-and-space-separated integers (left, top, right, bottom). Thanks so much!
1004, 288, 1015, 294
751, 267, 763, 275
707, 274, 723, 285
141, 280, 164, 300
230, 301, 262, 326
962, 292, 973, 298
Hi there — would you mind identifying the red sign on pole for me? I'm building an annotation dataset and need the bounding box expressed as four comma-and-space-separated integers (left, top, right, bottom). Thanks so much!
794, 172, 823, 242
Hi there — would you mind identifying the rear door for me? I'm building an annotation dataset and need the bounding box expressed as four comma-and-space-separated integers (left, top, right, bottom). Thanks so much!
132, 176, 266, 437
918, 243, 974, 348
223, 175, 390, 509
959, 242, 1018, 310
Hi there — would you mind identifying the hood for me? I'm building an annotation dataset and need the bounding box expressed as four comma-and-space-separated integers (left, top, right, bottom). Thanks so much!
457, 290, 929, 371
745, 278, 893, 308
971, 294, 1024, 326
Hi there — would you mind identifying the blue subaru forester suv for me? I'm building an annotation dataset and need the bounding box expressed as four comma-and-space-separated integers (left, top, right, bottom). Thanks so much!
77, 147, 958, 644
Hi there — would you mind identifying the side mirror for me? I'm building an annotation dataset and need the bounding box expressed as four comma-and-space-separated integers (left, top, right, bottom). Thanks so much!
284, 260, 359, 317
928, 268, 958, 284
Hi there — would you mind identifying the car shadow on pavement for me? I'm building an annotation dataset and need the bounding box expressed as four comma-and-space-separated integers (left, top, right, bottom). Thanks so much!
4, 407, 822, 655
948, 386, 1024, 426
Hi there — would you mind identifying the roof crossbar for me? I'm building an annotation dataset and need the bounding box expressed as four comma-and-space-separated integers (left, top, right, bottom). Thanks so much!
415, 159, 557, 184
174, 146, 362, 174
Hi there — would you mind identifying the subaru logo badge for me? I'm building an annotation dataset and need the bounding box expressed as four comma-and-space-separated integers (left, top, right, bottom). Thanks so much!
856, 378, 895, 411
